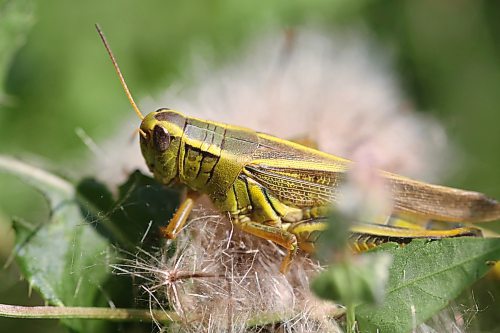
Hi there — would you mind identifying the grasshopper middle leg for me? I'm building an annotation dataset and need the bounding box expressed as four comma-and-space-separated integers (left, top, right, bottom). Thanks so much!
232, 215, 298, 274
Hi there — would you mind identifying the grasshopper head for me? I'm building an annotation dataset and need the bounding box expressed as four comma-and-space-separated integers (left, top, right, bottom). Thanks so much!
94, 26, 187, 186
139, 109, 186, 186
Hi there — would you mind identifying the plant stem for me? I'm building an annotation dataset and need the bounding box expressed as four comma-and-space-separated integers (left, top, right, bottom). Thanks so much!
0, 303, 308, 328
346, 303, 356, 333
0, 304, 181, 322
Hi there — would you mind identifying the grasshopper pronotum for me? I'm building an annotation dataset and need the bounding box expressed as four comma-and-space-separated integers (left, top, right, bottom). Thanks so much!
96, 25, 498, 273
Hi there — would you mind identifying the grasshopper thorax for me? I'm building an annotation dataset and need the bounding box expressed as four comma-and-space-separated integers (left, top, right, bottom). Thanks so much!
140, 109, 187, 185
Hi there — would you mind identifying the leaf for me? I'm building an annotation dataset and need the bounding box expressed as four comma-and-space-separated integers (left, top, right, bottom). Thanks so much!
0, 156, 180, 332
311, 252, 392, 306
356, 238, 500, 333
0, 156, 117, 332
76, 170, 180, 251
0, 0, 35, 105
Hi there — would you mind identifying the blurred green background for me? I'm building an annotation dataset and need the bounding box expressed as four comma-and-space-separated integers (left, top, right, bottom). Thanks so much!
1, 0, 500, 332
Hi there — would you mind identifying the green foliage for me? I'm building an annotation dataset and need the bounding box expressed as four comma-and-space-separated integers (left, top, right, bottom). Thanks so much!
356, 239, 500, 333
311, 237, 500, 333
312, 252, 392, 333
77, 170, 180, 251
0, 156, 180, 332
311, 253, 392, 306
1, 156, 113, 332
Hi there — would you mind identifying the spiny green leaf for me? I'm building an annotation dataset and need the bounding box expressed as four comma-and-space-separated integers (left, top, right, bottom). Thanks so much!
0, 156, 116, 332
0, 157, 179, 332
356, 238, 500, 333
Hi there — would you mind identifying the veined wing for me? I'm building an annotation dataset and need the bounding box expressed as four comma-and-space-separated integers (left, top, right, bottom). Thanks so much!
383, 172, 500, 222
244, 132, 351, 207
243, 159, 347, 208
245, 141, 500, 223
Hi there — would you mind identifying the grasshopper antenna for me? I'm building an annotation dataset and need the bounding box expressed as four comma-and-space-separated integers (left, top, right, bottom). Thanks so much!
95, 24, 144, 121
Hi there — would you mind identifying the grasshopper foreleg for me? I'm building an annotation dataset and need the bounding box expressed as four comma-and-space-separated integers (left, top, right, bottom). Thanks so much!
160, 190, 199, 239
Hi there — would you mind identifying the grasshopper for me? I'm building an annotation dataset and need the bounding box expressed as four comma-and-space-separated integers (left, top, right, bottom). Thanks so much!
97, 26, 499, 273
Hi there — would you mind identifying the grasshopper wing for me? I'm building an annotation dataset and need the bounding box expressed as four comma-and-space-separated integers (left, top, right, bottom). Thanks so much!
243, 159, 346, 208
246, 134, 500, 223
383, 172, 500, 222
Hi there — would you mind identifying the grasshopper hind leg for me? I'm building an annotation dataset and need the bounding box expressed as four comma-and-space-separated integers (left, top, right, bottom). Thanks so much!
349, 223, 483, 252
287, 218, 483, 256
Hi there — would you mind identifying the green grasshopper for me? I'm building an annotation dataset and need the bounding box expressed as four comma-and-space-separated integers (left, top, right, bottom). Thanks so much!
97, 26, 499, 273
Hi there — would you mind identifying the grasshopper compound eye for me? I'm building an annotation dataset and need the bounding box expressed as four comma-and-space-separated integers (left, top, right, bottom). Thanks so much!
152, 125, 171, 152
